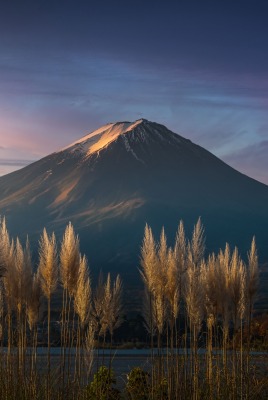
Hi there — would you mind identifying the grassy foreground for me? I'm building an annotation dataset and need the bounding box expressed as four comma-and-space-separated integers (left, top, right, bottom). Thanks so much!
0, 216, 267, 398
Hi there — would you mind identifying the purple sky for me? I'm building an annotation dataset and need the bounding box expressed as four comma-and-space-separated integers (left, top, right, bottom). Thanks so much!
0, 0, 268, 184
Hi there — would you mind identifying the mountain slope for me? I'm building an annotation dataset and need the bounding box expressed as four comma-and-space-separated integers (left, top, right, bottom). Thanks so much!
0, 119, 268, 284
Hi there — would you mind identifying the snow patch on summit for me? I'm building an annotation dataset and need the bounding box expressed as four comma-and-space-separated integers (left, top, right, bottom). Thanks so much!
61, 119, 145, 157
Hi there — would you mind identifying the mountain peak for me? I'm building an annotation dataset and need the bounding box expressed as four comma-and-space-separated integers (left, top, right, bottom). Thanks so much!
1, 117, 268, 283
62, 118, 150, 157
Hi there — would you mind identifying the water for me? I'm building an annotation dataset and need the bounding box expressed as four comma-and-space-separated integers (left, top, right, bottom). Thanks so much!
1, 347, 267, 378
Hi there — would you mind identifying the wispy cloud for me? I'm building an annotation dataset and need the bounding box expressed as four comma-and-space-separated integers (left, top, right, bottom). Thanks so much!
0, 159, 34, 167
223, 141, 268, 185
0, 159, 33, 177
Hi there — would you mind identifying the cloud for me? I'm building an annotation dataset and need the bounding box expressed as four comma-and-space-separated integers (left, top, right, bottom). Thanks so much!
222, 141, 268, 185
0, 159, 34, 167
0, 159, 34, 177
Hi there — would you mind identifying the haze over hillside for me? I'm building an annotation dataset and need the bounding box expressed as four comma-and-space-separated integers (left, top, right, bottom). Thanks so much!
0, 119, 268, 289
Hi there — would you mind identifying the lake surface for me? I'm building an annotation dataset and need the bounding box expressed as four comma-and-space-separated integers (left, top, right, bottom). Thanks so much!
1, 347, 267, 380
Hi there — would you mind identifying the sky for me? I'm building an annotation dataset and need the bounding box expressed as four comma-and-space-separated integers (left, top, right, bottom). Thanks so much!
0, 0, 268, 184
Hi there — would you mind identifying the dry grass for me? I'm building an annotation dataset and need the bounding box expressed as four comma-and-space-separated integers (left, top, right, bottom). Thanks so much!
0, 216, 267, 399
140, 219, 268, 399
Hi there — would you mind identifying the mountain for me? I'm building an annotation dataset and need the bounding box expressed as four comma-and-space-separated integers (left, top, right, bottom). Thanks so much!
0, 119, 268, 294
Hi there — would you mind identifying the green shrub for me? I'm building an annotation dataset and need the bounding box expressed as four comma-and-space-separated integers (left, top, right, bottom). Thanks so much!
87, 366, 120, 400
126, 367, 150, 400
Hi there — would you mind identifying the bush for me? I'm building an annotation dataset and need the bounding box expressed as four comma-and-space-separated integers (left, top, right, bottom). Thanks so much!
126, 367, 150, 400
87, 366, 120, 400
